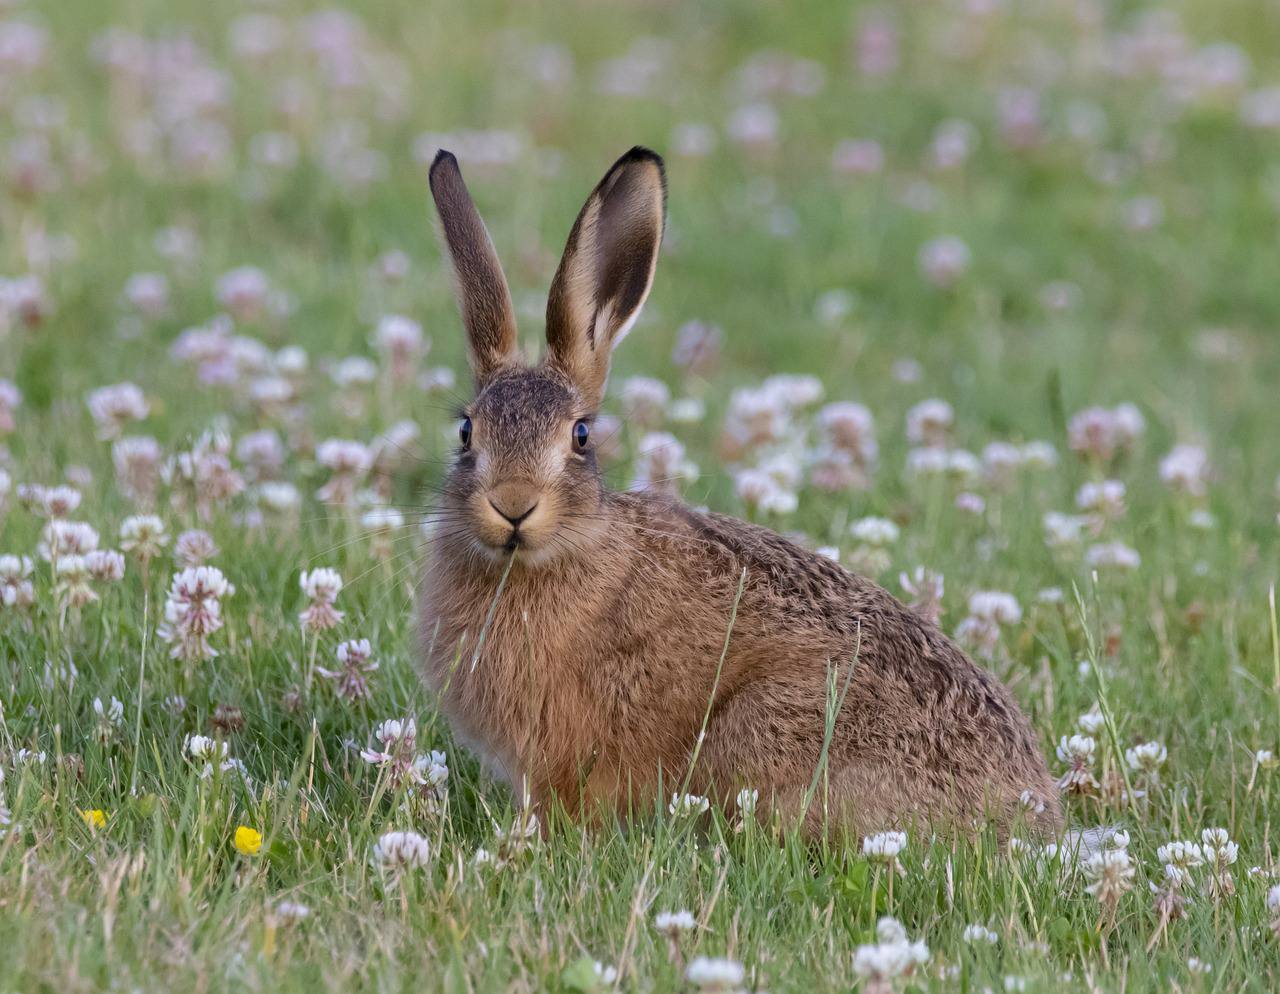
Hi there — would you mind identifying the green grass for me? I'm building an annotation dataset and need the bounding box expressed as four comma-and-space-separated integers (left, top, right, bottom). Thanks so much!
3, 0, 1280, 990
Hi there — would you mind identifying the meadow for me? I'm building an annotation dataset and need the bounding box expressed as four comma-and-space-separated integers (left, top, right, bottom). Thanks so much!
2, 0, 1280, 990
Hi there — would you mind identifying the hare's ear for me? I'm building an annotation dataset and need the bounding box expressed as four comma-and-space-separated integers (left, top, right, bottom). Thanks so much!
429, 150, 519, 386
544, 147, 666, 408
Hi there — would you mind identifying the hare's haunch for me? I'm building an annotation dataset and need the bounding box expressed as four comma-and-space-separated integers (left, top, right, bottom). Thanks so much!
420, 147, 1061, 838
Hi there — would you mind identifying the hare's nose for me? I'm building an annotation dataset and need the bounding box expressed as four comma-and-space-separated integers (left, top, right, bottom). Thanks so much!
488, 497, 537, 527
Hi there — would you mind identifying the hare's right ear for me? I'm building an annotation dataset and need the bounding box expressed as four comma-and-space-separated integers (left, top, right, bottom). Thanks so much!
429, 150, 519, 386
544, 147, 666, 409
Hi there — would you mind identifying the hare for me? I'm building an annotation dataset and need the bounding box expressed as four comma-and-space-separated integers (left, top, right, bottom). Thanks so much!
419, 146, 1062, 839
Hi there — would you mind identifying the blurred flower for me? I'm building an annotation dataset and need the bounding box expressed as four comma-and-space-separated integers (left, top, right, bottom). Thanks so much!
0, 554, 35, 609
120, 514, 169, 566
373, 830, 432, 870
175, 529, 218, 568
917, 236, 970, 288
79, 808, 107, 830
1083, 848, 1134, 914
87, 383, 149, 440
113, 436, 163, 505
685, 956, 745, 992
900, 567, 944, 626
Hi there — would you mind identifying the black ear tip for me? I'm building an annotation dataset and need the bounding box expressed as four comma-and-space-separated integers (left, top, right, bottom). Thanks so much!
428, 148, 458, 189
621, 145, 665, 173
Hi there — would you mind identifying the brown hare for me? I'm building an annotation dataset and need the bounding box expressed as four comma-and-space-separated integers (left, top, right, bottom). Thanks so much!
419, 146, 1062, 839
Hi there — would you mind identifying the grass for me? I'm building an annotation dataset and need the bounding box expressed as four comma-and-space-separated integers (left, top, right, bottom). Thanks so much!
3, 0, 1280, 990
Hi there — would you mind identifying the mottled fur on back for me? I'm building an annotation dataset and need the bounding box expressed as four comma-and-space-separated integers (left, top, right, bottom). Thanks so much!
419, 146, 1061, 839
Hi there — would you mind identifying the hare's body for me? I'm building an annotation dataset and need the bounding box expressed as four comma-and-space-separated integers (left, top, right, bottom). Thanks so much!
422, 464, 1060, 836
419, 147, 1061, 838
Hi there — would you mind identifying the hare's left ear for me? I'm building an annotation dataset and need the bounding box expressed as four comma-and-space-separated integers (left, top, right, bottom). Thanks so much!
544, 147, 666, 409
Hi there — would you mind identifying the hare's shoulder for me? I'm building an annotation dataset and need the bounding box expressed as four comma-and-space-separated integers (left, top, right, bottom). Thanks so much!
612, 490, 895, 622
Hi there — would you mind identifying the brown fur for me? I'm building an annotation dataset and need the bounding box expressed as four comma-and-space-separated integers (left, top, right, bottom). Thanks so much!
419, 148, 1062, 839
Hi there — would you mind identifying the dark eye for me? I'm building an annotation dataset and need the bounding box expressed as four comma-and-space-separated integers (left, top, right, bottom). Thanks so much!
573, 419, 590, 450
459, 416, 472, 449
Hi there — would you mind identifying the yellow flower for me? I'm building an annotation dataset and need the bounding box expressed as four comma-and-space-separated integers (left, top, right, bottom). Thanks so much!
79, 808, 107, 829
234, 825, 263, 856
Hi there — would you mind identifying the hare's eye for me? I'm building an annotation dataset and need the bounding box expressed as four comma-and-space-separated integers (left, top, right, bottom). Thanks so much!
458, 417, 472, 450
573, 419, 590, 450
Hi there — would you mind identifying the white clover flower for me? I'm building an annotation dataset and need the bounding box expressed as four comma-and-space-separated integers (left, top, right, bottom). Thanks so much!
1125, 741, 1168, 774
120, 515, 169, 560
967, 591, 1021, 625
299, 567, 344, 631
1158, 841, 1205, 870
372, 830, 432, 870
862, 830, 907, 862
1267, 883, 1280, 913
93, 696, 124, 725
1082, 848, 1135, 905
668, 792, 711, 818
735, 787, 759, 818
962, 923, 998, 944
654, 909, 697, 935
1076, 705, 1105, 735
185, 734, 228, 762
1085, 542, 1141, 571
1057, 734, 1096, 765
685, 956, 745, 991
850, 516, 899, 546
273, 900, 311, 925
1187, 958, 1212, 975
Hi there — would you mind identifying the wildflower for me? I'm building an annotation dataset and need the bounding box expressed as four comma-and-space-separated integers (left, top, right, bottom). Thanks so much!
164, 432, 245, 520
1201, 827, 1237, 899
55, 555, 97, 608
0, 379, 21, 434
234, 825, 263, 856
92, 696, 124, 742
1076, 480, 1126, 521
174, 530, 218, 568
158, 566, 234, 662
86, 382, 149, 439
1076, 705, 1105, 735
317, 638, 379, 701
0, 554, 35, 609
1043, 511, 1088, 549
1082, 848, 1135, 914
981, 442, 1024, 483
1159, 444, 1210, 497
38, 520, 98, 560
374, 314, 427, 382
273, 900, 310, 925
314, 439, 371, 504
113, 436, 163, 505
900, 568, 944, 625
1085, 542, 1141, 571
631, 432, 698, 495
905, 398, 954, 448
1256, 749, 1277, 771
1125, 741, 1168, 777
654, 909, 697, 936
84, 549, 125, 582
372, 830, 432, 870
734, 787, 759, 824
850, 516, 899, 546
962, 924, 998, 944
620, 376, 671, 428
299, 567, 344, 631
671, 320, 723, 378
918, 236, 970, 288
685, 956, 745, 991
1267, 884, 1280, 937
79, 808, 107, 829
185, 735, 228, 763
852, 917, 929, 994
733, 468, 797, 517
862, 830, 908, 875
1067, 404, 1145, 463
956, 591, 1021, 658
668, 792, 711, 819
1056, 735, 1099, 794
216, 266, 271, 323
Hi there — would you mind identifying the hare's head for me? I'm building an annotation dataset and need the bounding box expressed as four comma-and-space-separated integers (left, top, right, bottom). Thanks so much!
429, 147, 666, 565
